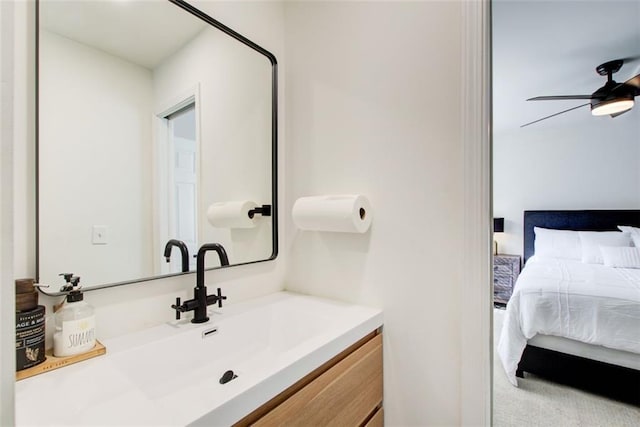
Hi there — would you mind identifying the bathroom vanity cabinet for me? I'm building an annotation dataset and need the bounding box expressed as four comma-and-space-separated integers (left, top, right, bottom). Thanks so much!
236, 332, 383, 426
16, 293, 383, 426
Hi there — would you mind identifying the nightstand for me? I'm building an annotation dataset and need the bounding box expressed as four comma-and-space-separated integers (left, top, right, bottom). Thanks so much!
493, 254, 521, 305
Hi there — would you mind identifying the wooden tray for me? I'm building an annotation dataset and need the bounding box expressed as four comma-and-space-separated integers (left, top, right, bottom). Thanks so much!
16, 341, 106, 381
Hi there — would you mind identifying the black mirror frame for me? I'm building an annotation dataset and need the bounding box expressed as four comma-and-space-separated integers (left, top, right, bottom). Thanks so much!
36, 0, 278, 295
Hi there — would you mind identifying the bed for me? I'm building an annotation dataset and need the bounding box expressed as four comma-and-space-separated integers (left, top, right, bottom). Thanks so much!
497, 210, 640, 404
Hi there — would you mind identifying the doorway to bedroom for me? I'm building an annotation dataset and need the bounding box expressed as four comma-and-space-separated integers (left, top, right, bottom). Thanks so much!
491, 0, 640, 424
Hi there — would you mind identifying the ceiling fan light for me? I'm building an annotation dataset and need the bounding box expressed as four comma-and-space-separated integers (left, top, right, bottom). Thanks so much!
591, 98, 634, 116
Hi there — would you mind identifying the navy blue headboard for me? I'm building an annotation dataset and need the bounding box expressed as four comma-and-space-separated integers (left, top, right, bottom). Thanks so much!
523, 210, 640, 264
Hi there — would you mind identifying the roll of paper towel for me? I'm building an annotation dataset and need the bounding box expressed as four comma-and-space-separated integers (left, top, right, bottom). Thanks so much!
207, 201, 258, 228
292, 195, 372, 233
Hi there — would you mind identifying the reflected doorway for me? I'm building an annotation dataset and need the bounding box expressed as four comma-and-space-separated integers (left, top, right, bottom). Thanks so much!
166, 104, 198, 272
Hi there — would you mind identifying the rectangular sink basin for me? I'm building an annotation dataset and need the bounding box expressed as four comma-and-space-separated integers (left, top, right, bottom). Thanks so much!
15, 291, 383, 426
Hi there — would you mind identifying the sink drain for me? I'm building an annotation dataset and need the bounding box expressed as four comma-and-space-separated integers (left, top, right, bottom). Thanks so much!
219, 369, 238, 384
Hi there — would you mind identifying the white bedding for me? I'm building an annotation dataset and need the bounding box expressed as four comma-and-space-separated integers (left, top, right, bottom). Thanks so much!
497, 255, 640, 386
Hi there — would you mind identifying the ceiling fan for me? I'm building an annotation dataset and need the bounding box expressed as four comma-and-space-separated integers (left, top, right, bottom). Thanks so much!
522, 58, 640, 127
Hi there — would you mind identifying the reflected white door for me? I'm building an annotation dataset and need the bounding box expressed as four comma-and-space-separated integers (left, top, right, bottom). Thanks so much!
167, 105, 197, 270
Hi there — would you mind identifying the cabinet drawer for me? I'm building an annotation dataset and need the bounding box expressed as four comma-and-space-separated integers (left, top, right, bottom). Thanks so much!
253, 334, 383, 426
494, 275, 513, 289
494, 263, 514, 275
365, 407, 384, 427
494, 265, 513, 285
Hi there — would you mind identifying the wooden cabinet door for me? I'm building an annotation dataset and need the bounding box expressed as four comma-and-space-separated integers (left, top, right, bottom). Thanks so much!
254, 334, 383, 426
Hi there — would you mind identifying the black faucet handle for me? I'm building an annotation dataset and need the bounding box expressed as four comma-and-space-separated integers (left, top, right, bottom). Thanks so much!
216, 288, 227, 308
59, 273, 74, 282
171, 297, 185, 320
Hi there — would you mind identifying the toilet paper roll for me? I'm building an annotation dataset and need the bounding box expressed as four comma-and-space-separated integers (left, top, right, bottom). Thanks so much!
292, 195, 372, 233
207, 201, 258, 228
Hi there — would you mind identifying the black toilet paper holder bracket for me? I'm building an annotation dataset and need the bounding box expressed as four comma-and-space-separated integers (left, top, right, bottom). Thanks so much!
248, 204, 272, 218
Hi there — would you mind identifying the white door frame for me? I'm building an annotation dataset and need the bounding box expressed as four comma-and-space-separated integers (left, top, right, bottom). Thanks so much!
0, 0, 16, 424
460, 0, 492, 425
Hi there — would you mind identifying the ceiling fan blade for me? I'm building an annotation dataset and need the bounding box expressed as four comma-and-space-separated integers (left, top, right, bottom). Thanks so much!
521, 103, 590, 128
609, 73, 640, 97
611, 109, 631, 118
623, 73, 640, 89
527, 95, 593, 101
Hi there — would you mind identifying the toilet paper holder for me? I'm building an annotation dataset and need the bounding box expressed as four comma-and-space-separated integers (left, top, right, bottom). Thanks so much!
248, 204, 272, 219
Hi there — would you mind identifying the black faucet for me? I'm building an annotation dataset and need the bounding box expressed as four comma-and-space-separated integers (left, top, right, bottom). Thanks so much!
171, 243, 229, 324
163, 239, 190, 273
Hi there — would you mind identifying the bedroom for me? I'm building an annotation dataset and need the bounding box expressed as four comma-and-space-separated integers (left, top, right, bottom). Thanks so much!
492, 0, 640, 423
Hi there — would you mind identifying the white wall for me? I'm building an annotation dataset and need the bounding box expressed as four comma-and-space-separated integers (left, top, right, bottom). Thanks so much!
39, 30, 155, 286
10, 0, 286, 346
283, 2, 464, 425
494, 118, 640, 256
153, 22, 273, 268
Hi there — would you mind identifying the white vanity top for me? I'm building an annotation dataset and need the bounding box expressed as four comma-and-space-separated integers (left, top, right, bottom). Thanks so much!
15, 292, 383, 426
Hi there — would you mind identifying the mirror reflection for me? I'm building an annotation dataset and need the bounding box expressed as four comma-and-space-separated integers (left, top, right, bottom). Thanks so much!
38, 0, 276, 292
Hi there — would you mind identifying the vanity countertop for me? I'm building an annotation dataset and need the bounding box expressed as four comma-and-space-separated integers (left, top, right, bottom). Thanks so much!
15, 291, 383, 426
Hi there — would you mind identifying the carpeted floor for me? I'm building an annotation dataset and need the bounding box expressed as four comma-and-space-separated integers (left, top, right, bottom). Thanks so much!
493, 309, 640, 426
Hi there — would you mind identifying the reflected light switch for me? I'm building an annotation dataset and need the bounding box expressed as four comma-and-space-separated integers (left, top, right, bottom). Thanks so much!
92, 225, 108, 245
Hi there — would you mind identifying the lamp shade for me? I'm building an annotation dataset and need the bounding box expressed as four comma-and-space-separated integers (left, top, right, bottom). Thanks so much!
591, 98, 634, 116
493, 218, 504, 233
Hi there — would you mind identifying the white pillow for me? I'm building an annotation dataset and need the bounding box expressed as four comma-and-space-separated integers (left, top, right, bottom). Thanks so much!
600, 246, 640, 269
578, 231, 632, 264
533, 227, 581, 260
617, 225, 640, 247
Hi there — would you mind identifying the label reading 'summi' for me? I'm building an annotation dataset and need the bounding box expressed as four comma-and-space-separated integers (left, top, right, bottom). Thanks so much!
54, 317, 96, 357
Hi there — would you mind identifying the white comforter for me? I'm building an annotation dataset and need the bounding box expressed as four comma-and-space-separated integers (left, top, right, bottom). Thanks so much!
497, 256, 640, 386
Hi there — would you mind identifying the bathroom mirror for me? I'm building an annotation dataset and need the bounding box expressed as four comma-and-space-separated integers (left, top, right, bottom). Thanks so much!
37, 0, 277, 294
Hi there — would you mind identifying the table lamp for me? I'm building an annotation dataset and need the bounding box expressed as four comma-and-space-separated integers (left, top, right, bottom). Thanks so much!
493, 217, 504, 255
